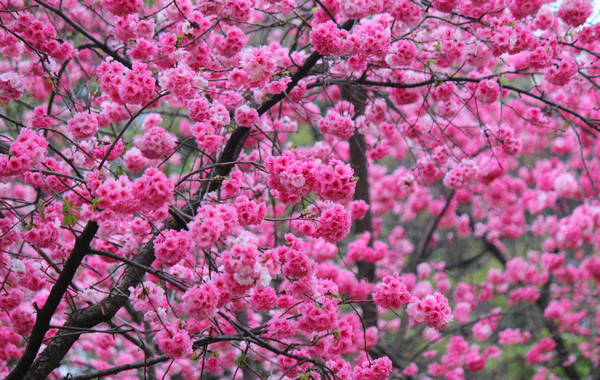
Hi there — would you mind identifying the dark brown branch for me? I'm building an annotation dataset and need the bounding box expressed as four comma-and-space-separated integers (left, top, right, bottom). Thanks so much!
533, 278, 580, 380
217, 311, 331, 371
486, 241, 579, 380
33, 0, 132, 69
97, 91, 170, 170
405, 190, 455, 273
392, 191, 454, 352
342, 83, 378, 328
444, 249, 487, 270
203, 19, 355, 197
256, 19, 355, 116
7, 221, 99, 380
66, 355, 169, 380
65, 332, 255, 380
88, 248, 187, 291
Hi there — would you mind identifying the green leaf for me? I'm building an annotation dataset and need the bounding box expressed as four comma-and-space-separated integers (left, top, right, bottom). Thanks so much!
88, 81, 100, 98
235, 353, 247, 365
62, 214, 77, 227
332, 328, 340, 340
175, 34, 185, 48
111, 165, 125, 176
91, 198, 102, 211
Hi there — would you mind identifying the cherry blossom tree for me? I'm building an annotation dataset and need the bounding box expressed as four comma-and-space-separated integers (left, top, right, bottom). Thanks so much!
1, 0, 600, 378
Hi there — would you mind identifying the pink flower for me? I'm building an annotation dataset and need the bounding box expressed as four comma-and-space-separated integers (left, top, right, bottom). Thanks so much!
353, 356, 392, 380
101, 0, 144, 16
249, 286, 277, 311
430, 82, 455, 102
350, 200, 369, 220
525, 337, 556, 364
129, 281, 165, 314
432, 0, 459, 13
498, 328, 524, 345
316, 205, 351, 243
265, 77, 292, 94
373, 273, 412, 309
298, 298, 338, 332
239, 47, 277, 88
132, 167, 175, 212
182, 283, 220, 321
327, 359, 352, 379
268, 314, 298, 339
390, 87, 420, 105
265, 151, 319, 204
124, 147, 149, 173
280, 244, 315, 279
546, 53, 577, 86
391, 0, 423, 26
443, 159, 479, 189
558, 0, 593, 27
234, 196, 266, 225
221, 242, 261, 285
9, 306, 35, 336
68, 112, 99, 140
192, 122, 223, 154
215, 26, 247, 57
0, 128, 48, 180
318, 110, 355, 140
508, 0, 542, 19
134, 126, 176, 159
156, 321, 193, 359
475, 79, 500, 104
161, 64, 198, 99
0, 72, 24, 103
403, 362, 418, 376
118, 63, 156, 105
234, 105, 259, 127
154, 229, 193, 266
188, 96, 212, 123
348, 20, 390, 59
407, 292, 453, 330
316, 159, 356, 202
310, 21, 349, 56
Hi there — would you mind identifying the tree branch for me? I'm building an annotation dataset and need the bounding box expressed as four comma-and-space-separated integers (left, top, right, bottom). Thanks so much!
33, 0, 132, 69
6, 221, 99, 380
342, 83, 378, 328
